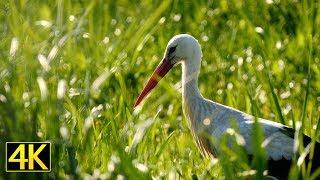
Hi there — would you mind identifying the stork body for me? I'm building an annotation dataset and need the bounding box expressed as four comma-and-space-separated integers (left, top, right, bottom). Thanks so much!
134, 34, 320, 179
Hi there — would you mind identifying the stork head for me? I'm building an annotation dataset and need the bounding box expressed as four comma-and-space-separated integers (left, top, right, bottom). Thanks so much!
165, 34, 202, 64
134, 34, 202, 107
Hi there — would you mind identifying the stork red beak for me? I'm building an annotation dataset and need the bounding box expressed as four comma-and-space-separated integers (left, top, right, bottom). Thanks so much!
134, 57, 173, 107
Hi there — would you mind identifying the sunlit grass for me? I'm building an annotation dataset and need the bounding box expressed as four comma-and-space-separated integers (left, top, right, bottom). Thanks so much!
0, 0, 319, 179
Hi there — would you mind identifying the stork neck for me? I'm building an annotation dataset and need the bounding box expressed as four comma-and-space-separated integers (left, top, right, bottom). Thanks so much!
181, 59, 204, 135
181, 60, 201, 99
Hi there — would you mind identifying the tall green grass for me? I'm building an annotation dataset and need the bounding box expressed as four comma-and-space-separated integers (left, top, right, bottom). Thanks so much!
1, 0, 319, 179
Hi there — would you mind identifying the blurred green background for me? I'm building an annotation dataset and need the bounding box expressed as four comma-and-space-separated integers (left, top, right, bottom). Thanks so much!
1, 0, 319, 179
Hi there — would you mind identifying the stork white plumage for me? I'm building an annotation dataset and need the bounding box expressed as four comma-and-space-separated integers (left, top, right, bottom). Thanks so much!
134, 34, 320, 179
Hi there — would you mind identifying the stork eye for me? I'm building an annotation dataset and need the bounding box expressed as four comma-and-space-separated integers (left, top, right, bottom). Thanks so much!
168, 46, 176, 55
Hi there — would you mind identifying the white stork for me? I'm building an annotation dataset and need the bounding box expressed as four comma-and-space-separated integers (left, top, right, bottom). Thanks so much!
134, 34, 320, 179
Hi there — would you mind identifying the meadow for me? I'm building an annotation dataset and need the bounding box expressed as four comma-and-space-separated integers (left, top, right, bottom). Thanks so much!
1, 0, 320, 179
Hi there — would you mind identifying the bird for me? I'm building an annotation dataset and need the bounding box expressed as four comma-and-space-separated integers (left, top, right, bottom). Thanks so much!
134, 34, 320, 179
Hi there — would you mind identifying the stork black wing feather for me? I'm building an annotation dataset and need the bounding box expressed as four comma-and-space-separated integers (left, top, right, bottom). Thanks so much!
279, 126, 320, 171
248, 125, 320, 179
265, 126, 320, 179
267, 158, 292, 180
247, 155, 292, 179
